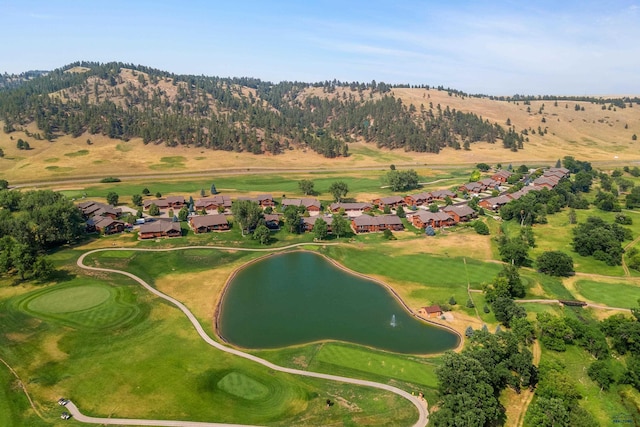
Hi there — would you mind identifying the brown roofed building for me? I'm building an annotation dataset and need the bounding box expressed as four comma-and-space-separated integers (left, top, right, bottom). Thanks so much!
189, 214, 230, 233
478, 195, 512, 211
372, 196, 405, 209
491, 170, 513, 183
408, 211, 454, 228
281, 198, 322, 213
195, 195, 232, 212
138, 220, 182, 239
430, 189, 457, 200
329, 202, 373, 216
442, 204, 477, 222
90, 217, 125, 235
418, 305, 443, 318
302, 215, 334, 232
404, 192, 433, 207
237, 194, 274, 208
351, 215, 404, 233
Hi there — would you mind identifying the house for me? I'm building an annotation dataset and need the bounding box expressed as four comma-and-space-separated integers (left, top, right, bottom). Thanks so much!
77, 201, 121, 219
545, 167, 570, 179
329, 202, 373, 216
408, 211, 454, 228
165, 195, 186, 208
509, 186, 538, 200
491, 170, 513, 183
138, 220, 182, 239
442, 204, 477, 222
532, 175, 560, 189
89, 216, 125, 234
302, 215, 333, 232
281, 198, 322, 213
478, 195, 512, 211
263, 213, 281, 230
430, 189, 457, 200
350, 215, 404, 233
237, 194, 274, 208
404, 192, 433, 207
372, 196, 405, 209
194, 195, 232, 212
479, 178, 501, 191
418, 305, 443, 318
143, 198, 170, 210
189, 214, 230, 233
458, 182, 484, 194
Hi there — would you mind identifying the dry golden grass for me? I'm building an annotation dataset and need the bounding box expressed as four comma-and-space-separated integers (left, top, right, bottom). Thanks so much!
2, 83, 640, 184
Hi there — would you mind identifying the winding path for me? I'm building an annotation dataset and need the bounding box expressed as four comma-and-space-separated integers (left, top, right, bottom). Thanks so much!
75, 244, 429, 427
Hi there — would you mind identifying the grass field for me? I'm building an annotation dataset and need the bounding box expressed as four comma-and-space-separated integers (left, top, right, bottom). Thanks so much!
574, 279, 640, 308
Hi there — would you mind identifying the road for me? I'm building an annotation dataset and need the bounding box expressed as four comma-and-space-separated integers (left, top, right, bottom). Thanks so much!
75, 244, 429, 427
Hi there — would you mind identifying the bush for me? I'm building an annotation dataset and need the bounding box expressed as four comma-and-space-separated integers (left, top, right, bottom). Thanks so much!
449, 296, 457, 305
472, 220, 489, 235
100, 177, 121, 183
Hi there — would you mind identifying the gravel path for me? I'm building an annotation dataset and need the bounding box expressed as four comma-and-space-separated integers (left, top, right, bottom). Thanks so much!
74, 244, 428, 427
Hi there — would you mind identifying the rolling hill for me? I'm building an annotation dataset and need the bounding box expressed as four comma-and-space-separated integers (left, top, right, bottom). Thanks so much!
0, 61, 639, 183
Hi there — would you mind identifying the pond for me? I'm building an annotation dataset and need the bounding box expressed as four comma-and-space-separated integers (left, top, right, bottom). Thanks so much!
218, 251, 460, 354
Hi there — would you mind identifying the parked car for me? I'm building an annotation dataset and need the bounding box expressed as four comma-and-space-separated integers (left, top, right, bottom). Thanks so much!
57, 398, 69, 406
60, 412, 71, 420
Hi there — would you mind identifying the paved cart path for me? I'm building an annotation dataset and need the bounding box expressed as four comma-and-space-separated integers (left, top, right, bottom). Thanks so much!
74, 244, 428, 427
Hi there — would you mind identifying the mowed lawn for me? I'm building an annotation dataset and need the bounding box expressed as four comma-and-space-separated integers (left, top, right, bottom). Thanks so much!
574, 279, 640, 308
310, 343, 439, 390
321, 245, 502, 308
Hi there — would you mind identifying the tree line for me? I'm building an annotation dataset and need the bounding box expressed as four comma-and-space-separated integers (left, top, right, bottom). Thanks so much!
0, 189, 85, 281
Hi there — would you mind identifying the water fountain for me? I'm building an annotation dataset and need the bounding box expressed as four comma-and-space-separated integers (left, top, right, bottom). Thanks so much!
390, 314, 397, 327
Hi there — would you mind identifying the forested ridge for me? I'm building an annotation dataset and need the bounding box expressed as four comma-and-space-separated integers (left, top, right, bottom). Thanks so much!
0, 61, 520, 157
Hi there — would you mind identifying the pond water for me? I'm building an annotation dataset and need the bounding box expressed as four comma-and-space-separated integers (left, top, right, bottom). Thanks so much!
218, 251, 460, 354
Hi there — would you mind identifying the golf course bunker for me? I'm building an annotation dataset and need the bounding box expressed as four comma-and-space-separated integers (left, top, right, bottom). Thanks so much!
218, 251, 460, 354
20, 283, 141, 330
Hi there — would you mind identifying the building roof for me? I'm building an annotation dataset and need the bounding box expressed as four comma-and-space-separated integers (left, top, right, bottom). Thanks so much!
329, 202, 372, 211
352, 214, 403, 227
443, 204, 476, 217
422, 304, 442, 314
431, 189, 456, 199
375, 196, 404, 205
190, 214, 228, 228
281, 198, 321, 209
406, 192, 432, 203
302, 215, 333, 226
139, 220, 181, 234
411, 211, 453, 223
194, 195, 231, 209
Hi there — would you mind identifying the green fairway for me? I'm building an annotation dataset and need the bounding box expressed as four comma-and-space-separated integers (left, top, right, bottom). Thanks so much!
321, 245, 501, 307
574, 279, 640, 308
312, 343, 439, 389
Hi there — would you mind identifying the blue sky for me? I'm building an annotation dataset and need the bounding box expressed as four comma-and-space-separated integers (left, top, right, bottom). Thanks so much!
1, 0, 639, 95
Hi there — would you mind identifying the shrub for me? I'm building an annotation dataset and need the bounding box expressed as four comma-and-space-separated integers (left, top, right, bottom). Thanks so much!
472, 220, 489, 235
100, 177, 121, 183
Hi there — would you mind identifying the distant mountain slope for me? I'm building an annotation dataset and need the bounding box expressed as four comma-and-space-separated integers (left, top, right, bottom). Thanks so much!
1, 62, 639, 164
0, 61, 521, 158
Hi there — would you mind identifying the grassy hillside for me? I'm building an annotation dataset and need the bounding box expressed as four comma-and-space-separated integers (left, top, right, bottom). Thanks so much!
1, 62, 639, 185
